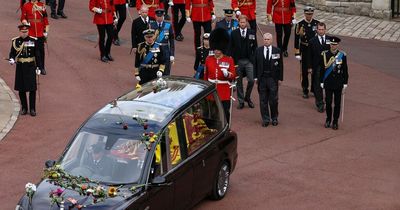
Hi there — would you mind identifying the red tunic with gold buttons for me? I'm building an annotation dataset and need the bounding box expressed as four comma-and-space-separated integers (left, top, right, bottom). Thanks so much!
136, 0, 164, 19
89, 0, 115, 25
204, 55, 236, 101
185, 0, 214, 22
231, 0, 256, 21
266, 0, 296, 24
20, 1, 49, 38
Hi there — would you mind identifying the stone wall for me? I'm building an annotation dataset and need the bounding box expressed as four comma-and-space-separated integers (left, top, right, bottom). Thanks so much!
297, 0, 392, 19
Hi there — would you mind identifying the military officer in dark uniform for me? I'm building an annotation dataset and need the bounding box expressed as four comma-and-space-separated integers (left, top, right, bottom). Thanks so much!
134, 29, 166, 85
8, 24, 42, 117
150, 9, 175, 75
320, 37, 348, 130
193, 33, 211, 79
216, 9, 239, 36
294, 6, 319, 99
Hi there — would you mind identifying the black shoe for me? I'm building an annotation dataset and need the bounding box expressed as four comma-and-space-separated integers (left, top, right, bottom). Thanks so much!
332, 122, 338, 130
113, 39, 120, 46
20, 108, 27, 115
302, 93, 309, 99
283, 51, 288, 57
100, 56, 108, 63
245, 99, 255, 108
262, 122, 269, 127
317, 105, 324, 113
237, 103, 244, 109
51, 13, 59, 19
325, 120, 331, 128
57, 12, 67, 18
30, 109, 36, 117
106, 54, 114, 61
272, 120, 278, 126
40, 68, 47, 75
175, 34, 184, 41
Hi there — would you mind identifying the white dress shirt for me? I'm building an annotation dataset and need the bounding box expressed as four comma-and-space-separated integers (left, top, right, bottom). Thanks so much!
264, 45, 272, 60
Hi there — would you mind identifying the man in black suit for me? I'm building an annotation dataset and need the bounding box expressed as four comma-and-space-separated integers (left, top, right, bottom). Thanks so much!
229, 15, 257, 109
131, 5, 154, 54
86, 142, 114, 178
254, 33, 283, 127
309, 22, 331, 113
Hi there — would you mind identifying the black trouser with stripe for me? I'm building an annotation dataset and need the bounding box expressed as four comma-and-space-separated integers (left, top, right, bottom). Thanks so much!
114, 4, 127, 40
192, 21, 211, 50
275, 24, 292, 52
325, 88, 342, 123
19, 91, 36, 111
171, 4, 186, 36
97, 24, 114, 57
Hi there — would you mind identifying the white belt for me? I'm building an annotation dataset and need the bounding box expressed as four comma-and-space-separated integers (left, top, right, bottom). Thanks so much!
208, 79, 231, 84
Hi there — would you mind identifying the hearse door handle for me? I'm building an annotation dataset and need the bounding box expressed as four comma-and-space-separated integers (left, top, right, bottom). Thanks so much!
202, 160, 205, 167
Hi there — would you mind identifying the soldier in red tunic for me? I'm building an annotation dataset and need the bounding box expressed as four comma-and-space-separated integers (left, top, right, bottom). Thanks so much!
204, 28, 236, 123
231, 0, 257, 31
266, 0, 296, 57
185, 0, 216, 50
89, 0, 117, 62
21, 0, 49, 75
136, 0, 164, 19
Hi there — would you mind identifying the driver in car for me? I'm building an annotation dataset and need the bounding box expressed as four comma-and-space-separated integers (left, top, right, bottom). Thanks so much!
87, 142, 114, 178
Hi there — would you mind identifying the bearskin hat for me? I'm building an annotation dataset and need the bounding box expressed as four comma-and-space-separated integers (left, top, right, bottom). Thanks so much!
209, 28, 230, 54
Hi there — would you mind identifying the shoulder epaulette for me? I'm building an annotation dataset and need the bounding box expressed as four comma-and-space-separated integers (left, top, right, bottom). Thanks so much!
321, 50, 328, 56
11, 36, 19, 41
29, 36, 37, 40
197, 46, 203, 50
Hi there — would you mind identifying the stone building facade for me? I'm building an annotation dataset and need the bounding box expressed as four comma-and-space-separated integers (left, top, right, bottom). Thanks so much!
298, 0, 393, 19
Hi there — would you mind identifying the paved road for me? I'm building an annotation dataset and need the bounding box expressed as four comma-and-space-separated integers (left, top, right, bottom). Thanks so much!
1, 1, 400, 210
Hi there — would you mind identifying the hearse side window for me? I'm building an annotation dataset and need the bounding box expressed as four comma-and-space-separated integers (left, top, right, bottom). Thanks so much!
153, 119, 184, 177
183, 93, 225, 155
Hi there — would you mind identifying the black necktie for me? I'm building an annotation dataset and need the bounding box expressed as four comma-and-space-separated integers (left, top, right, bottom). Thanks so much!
159, 23, 162, 30
241, 30, 245, 38
321, 36, 325, 45
266, 48, 269, 61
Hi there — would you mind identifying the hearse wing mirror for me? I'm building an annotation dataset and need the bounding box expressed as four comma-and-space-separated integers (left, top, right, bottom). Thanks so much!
45, 160, 56, 168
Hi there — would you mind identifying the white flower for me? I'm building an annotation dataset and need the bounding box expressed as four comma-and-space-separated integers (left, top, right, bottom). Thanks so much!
25, 183, 37, 192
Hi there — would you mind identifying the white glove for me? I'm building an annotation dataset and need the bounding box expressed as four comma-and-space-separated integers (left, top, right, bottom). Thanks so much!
157, 71, 163, 78
168, 0, 174, 6
35, 67, 41, 75
126, 3, 129, 8
292, 19, 297, 25
295, 55, 301, 61
8, 58, 15, 65
320, 83, 324, 89
235, 10, 241, 16
186, 17, 191, 23
135, 76, 141, 81
211, 15, 216, 21
170, 56, 175, 62
221, 68, 228, 77
43, 32, 48, 38
343, 84, 348, 90
95, 8, 102, 14
113, 18, 119, 25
